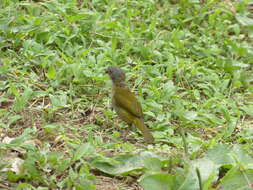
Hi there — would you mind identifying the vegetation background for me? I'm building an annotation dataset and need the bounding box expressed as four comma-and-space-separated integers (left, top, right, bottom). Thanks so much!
0, 0, 253, 189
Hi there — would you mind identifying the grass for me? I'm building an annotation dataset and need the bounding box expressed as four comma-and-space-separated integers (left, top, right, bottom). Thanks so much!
0, 0, 253, 189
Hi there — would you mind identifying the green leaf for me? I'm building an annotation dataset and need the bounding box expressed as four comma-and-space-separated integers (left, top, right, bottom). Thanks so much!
9, 128, 35, 145
47, 65, 56, 79
42, 124, 58, 134
6, 115, 22, 127
184, 111, 198, 121
143, 157, 163, 172
236, 14, 253, 26
140, 174, 175, 190
72, 143, 95, 162
16, 183, 35, 190
230, 145, 253, 168
49, 93, 68, 108
205, 144, 253, 169
7, 171, 25, 182
13, 87, 33, 111
241, 105, 253, 117
191, 158, 219, 189
23, 153, 41, 178
218, 166, 253, 190
92, 152, 168, 175
205, 144, 233, 166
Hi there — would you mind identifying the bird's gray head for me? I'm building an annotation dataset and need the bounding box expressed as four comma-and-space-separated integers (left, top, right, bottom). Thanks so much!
105, 66, 126, 84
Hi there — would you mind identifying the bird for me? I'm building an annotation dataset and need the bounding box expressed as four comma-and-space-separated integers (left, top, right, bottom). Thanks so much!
105, 66, 154, 143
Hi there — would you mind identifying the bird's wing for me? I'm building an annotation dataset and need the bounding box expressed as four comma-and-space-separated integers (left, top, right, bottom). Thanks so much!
113, 86, 143, 118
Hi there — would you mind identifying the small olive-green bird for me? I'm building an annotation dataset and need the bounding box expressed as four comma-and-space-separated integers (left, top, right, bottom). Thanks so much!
105, 66, 154, 143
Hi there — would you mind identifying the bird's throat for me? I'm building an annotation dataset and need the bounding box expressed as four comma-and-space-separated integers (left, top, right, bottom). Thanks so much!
113, 81, 126, 88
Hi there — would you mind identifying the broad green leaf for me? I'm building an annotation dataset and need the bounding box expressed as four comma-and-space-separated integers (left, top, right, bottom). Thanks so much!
72, 143, 95, 162
230, 145, 253, 169
174, 158, 218, 190
218, 166, 253, 190
92, 152, 168, 175
205, 144, 233, 166
236, 14, 253, 26
49, 93, 68, 108
140, 174, 175, 190
191, 158, 219, 188
175, 168, 198, 190
143, 157, 163, 172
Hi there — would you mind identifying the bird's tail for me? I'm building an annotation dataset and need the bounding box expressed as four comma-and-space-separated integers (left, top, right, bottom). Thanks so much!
134, 118, 154, 143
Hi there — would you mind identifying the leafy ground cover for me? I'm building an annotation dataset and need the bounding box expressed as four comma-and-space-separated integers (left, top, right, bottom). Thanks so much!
0, 0, 253, 189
